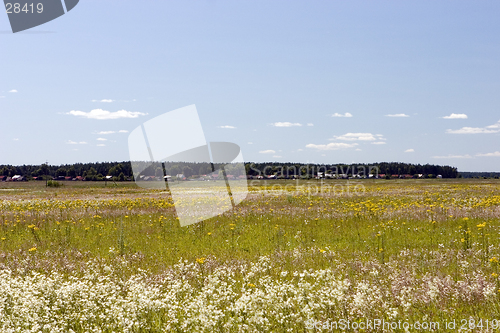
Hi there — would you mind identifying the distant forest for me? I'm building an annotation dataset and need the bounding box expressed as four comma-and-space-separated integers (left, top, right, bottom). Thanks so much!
0, 161, 461, 180
458, 172, 500, 179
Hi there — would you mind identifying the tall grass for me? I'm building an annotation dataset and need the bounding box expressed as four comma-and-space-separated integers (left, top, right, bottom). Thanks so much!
0, 179, 499, 331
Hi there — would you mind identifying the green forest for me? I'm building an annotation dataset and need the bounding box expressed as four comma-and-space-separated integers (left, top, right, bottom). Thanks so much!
0, 161, 461, 180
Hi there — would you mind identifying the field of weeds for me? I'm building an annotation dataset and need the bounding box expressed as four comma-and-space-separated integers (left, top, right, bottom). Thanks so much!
1, 179, 500, 332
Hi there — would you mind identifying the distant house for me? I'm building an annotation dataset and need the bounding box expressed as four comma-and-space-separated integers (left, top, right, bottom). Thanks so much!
11, 175, 25, 181
437, 175, 443, 179
317, 172, 335, 179
176, 174, 186, 180
0, 175, 7, 181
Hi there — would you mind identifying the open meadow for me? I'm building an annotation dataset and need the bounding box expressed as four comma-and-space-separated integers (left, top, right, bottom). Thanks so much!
1, 179, 500, 332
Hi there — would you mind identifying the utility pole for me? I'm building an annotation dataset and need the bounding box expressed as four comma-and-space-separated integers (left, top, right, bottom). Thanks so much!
45, 160, 48, 187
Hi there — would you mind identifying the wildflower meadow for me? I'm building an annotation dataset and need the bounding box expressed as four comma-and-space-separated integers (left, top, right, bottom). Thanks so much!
1, 179, 500, 332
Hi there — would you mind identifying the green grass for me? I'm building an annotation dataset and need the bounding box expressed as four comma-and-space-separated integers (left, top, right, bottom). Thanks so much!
1, 179, 500, 331
1, 179, 499, 272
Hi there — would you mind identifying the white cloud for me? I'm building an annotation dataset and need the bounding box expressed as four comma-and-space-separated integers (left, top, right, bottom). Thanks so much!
385, 113, 409, 117
404, 148, 415, 153
297, 148, 303, 152
67, 109, 147, 120
307, 123, 314, 126
97, 138, 107, 141
96, 130, 129, 134
446, 119, 500, 134
355, 148, 362, 151
306, 142, 358, 150
433, 154, 473, 159
66, 140, 87, 145
332, 132, 377, 141
442, 113, 468, 119
12, 138, 19, 141
259, 150, 276, 154
218, 125, 236, 129
486, 122, 500, 129
92, 99, 114, 102
329, 132, 387, 146
446, 127, 499, 134
272, 155, 282, 158
8, 89, 17, 93
271, 122, 302, 127
476, 151, 500, 157
97, 144, 106, 147
331, 112, 353, 118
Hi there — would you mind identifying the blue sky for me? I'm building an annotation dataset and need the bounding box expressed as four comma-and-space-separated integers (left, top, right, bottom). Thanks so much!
1, 0, 500, 171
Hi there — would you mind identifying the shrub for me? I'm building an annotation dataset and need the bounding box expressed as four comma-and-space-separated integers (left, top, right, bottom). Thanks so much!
47, 180, 62, 187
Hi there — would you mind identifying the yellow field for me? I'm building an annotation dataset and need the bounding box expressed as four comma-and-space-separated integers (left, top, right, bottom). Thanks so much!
0, 179, 499, 332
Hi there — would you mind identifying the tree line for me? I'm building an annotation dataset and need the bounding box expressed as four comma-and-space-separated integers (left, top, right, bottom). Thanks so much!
245, 162, 458, 178
0, 161, 459, 180
459, 172, 500, 179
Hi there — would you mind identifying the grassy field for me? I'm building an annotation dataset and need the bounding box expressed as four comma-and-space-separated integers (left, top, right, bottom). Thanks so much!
1, 179, 500, 332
